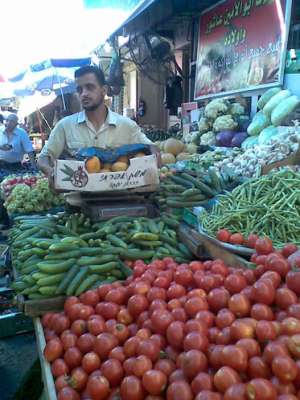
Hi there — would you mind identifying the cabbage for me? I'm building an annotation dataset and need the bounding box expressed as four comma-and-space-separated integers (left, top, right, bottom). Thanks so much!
231, 132, 248, 147
216, 130, 235, 147
241, 136, 259, 149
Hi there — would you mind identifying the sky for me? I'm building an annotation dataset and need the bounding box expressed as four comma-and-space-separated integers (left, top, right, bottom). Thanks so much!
0, 0, 132, 79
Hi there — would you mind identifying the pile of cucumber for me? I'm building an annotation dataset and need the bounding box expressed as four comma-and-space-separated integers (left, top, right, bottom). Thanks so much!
10, 212, 192, 300
153, 168, 233, 210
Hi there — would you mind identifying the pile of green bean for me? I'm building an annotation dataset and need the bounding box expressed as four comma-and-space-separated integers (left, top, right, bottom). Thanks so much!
201, 169, 300, 248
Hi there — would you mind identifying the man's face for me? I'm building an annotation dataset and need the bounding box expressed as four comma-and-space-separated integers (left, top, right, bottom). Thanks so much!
76, 73, 107, 112
5, 116, 18, 132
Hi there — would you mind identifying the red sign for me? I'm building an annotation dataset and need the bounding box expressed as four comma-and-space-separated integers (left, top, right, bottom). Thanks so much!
194, 0, 292, 100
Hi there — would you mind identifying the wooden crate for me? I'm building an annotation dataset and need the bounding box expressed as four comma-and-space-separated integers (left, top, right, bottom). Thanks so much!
34, 318, 57, 400
16, 295, 66, 318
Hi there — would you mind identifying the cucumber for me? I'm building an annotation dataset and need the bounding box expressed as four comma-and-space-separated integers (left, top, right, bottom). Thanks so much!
48, 243, 78, 253
118, 261, 132, 278
56, 264, 80, 295
107, 234, 127, 249
39, 286, 57, 296
170, 175, 194, 188
44, 250, 81, 260
78, 255, 118, 266
257, 87, 281, 109
181, 173, 216, 197
37, 272, 66, 287
182, 188, 203, 198
66, 267, 89, 296
75, 274, 101, 296
89, 262, 118, 274
37, 258, 76, 274
119, 249, 155, 260
80, 247, 103, 256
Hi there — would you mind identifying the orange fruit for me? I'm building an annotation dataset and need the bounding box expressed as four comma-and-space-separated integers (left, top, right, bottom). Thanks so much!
85, 156, 101, 173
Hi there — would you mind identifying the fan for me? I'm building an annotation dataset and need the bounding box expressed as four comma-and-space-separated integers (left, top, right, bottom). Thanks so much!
126, 33, 182, 85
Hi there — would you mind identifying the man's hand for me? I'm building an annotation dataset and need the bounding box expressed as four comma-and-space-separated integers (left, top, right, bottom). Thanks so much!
0, 144, 12, 151
149, 145, 161, 167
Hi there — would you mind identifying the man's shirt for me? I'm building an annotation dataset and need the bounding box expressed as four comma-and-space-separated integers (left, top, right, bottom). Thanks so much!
0, 126, 34, 163
40, 108, 152, 160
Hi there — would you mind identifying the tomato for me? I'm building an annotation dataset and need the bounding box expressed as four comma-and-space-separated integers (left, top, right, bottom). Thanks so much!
87, 375, 110, 400
210, 263, 229, 278
131, 355, 152, 377
148, 299, 167, 316
185, 319, 208, 335
246, 378, 277, 400
248, 356, 271, 379
146, 287, 166, 303
265, 254, 290, 277
64, 297, 80, 315
151, 309, 173, 334
52, 315, 70, 335
215, 327, 231, 345
196, 274, 219, 292
255, 321, 277, 342
195, 310, 215, 327
95, 302, 120, 320
69, 367, 88, 391
229, 233, 244, 245
191, 372, 213, 394
136, 327, 151, 340
194, 391, 222, 400
117, 308, 133, 325
77, 333, 96, 354
168, 299, 182, 311
282, 244, 298, 258
208, 345, 224, 369
42, 312, 56, 329
94, 333, 118, 359
142, 370, 167, 395
51, 358, 69, 377
166, 321, 185, 349
281, 317, 300, 336
184, 296, 208, 318
246, 234, 259, 249
224, 273, 247, 294
286, 271, 300, 295
272, 355, 298, 383
87, 317, 105, 336
101, 359, 123, 387
243, 270, 256, 285
217, 229, 231, 242
181, 349, 208, 380
213, 366, 241, 393
71, 320, 87, 336
277, 396, 298, 400
288, 303, 300, 320
111, 323, 130, 344
207, 288, 230, 312
105, 287, 127, 305
224, 383, 246, 400
183, 331, 209, 352
215, 309, 235, 329
150, 334, 166, 349
55, 375, 69, 392
271, 376, 296, 395
236, 338, 261, 358
255, 237, 273, 255
189, 261, 205, 272
82, 290, 100, 307
287, 334, 300, 358
263, 341, 289, 365
166, 380, 193, 400
137, 339, 160, 362
252, 280, 275, 305
231, 319, 255, 340
154, 359, 176, 377
174, 267, 193, 287
208, 327, 220, 343
120, 376, 145, 400
228, 293, 251, 318
276, 288, 298, 310
64, 347, 82, 370
57, 387, 80, 400
251, 303, 274, 321
82, 351, 101, 373
260, 270, 281, 288
44, 338, 63, 362
222, 345, 248, 372
167, 284, 186, 300
44, 329, 58, 342
124, 337, 141, 357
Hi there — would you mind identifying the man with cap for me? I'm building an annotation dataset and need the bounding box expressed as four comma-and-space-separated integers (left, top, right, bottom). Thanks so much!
0, 113, 36, 172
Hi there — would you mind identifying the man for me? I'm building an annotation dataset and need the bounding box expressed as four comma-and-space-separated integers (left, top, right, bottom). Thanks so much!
0, 113, 36, 170
38, 66, 159, 179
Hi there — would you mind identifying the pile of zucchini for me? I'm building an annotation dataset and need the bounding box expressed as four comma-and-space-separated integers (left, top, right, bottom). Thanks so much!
10, 213, 192, 299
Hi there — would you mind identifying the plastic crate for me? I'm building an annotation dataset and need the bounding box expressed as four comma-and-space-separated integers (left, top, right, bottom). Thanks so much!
0, 312, 34, 338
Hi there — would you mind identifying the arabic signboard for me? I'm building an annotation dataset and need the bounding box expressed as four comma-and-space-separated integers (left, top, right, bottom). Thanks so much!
194, 0, 292, 100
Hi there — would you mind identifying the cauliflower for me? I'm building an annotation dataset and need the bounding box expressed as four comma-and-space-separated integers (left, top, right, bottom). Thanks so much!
200, 131, 216, 146
198, 117, 211, 134
213, 115, 238, 132
230, 102, 245, 116
204, 99, 229, 120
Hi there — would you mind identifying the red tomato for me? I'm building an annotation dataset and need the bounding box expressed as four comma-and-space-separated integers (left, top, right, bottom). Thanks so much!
87, 375, 110, 400
55, 376, 69, 392
57, 387, 80, 400
185, 296, 208, 317
260, 270, 281, 288
213, 366, 241, 393
265, 254, 290, 277
69, 367, 88, 391
271, 376, 296, 395
94, 333, 118, 359
81, 290, 100, 307
275, 288, 297, 310
137, 339, 160, 362
272, 355, 298, 383
101, 359, 124, 387
222, 345, 248, 372
185, 319, 208, 335
255, 237, 274, 255
151, 309, 173, 334
127, 295, 149, 317
224, 383, 246, 400
82, 351, 101, 374
64, 347, 82, 370
250, 303, 274, 321
71, 320, 87, 336
166, 321, 185, 349
287, 334, 300, 358
210, 263, 229, 278
243, 269, 256, 285
44, 329, 58, 342
246, 234, 259, 249
216, 309, 235, 329
229, 233, 244, 245
132, 355, 152, 377
154, 359, 176, 377
191, 372, 213, 395
231, 319, 255, 340
87, 317, 105, 336
61, 333, 77, 351
281, 317, 300, 336
183, 332, 209, 352
44, 338, 63, 362
195, 310, 215, 328
52, 315, 70, 335
255, 321, 277, 342
247, 356, 271, 379
142, 370, 167, 395
181, 349, 208, 380
42, 312, 56, 329
124, 337, 141, 357
51, 358, 69, 377
120, 376, 145, 400
228, 293, 251, 318
147, 287, 166, 303
246, 378, 277, 400
252, 280, 275, 305
166, 380, 193, 400
224, 273, 247, 294
189, 261, 205, 272
288, 303, 300, 319
282, 244, 298, 258
76, 333, 96, 354
174, 267, 194, 287
236, 338, 261, 358
217, 229, 231, 242
64, 297, 80, 315
167, 284, 186, 300
286, 271, 300, 295
215, 327, 231, 345
207, 288, 230, 312
195, 391, 222, 400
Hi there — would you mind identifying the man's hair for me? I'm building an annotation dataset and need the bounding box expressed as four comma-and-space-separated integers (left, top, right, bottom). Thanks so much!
74, 66, 106, 86
0, 114, 3, 123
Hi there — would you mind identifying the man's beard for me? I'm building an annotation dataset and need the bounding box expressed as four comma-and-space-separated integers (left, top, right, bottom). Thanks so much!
82, 98, 104, 112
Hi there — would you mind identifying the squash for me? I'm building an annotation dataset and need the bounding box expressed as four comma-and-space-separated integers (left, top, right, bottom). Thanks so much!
271, 95, 300, 126
164, 138, 184, 155
85, 156, 101, 173
111, 162, 128, 172
257, 87, 281, 109
161, 153, 176, 165
176, 152, 192, 161
117, 156, 129, 164
263, 90, 291, 116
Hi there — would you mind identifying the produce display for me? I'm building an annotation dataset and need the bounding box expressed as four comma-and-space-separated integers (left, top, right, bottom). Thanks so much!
196, 98, 249, 147
10, 213, 193, 299
41, 236, 300, 400
152, 167, 241, 211
4, 178, 64, 215
0, 172, 42, 199
157, 138, 198, 165
201, 169, 300, 248
188, 148, 242, 173
142, 126, 183, 142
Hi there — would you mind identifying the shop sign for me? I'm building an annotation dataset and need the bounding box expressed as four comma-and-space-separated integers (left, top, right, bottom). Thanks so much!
194, 0, 292, 100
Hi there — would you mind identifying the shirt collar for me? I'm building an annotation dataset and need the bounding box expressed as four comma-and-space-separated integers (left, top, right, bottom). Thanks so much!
77, 107, 117, 126
1, 127, 18, 136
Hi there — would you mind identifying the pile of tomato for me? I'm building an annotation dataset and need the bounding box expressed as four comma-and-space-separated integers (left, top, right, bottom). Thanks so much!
42, 236, 300, 400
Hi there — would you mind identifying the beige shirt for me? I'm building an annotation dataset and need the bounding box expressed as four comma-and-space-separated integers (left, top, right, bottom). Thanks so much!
40, 108, 152, 159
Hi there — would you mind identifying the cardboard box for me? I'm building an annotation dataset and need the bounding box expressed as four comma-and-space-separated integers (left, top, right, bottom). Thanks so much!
55, 155, 159, 192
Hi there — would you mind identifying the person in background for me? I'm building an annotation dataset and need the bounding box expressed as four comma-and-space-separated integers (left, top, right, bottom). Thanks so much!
0, 114, 4, 128
37, 65, 159, 180
0, 113, 36, 170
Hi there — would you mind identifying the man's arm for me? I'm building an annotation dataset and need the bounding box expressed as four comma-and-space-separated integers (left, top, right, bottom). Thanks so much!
37, 155, 53, 177
130, 122, 161, 166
